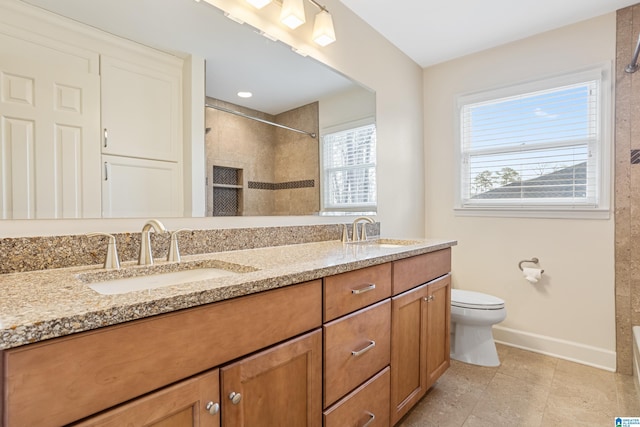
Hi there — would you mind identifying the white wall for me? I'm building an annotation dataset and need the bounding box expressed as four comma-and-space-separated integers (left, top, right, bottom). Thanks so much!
424, 14, 617, 370
0, 0, 425, 238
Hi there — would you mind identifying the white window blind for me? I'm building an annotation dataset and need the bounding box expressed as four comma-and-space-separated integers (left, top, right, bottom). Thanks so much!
457, 67, 610, 216
322, 123, 377, 211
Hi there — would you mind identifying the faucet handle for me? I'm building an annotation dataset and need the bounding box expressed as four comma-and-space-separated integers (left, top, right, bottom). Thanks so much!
341, 224, 350, 243
360, 224, 368, 241
87, 232, 120, 270
167, 228, 193, 263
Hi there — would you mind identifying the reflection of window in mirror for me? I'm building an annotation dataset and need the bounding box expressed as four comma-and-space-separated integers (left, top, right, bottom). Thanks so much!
321, 119, 377, 214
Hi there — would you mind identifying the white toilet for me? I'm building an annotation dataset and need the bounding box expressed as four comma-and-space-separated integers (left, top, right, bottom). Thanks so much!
450, 289, 506, 367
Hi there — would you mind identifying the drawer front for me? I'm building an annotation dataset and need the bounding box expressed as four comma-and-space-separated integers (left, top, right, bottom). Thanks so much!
4, 280, 322, 427
323, 367, 390, 427
323, 299, 391, 408
392, 248, 451, 295
324, 263, 392, 322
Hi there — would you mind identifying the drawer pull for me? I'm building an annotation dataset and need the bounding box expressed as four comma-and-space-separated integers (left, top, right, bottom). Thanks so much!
352, 283, 376, 295
362, 411, 376, 427
351, 340, 376, 357
205, 401, 220, 415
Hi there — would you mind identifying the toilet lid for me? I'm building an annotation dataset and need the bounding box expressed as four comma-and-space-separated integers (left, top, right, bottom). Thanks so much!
451, 289, 505, 310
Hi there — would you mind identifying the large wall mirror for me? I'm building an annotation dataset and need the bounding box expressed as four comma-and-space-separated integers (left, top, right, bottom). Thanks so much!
5, 0, 376, 219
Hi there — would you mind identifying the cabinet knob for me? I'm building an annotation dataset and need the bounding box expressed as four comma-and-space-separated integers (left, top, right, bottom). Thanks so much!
229, 392, 242, 405
423, 295, 434, 302
205, 401, 220, 415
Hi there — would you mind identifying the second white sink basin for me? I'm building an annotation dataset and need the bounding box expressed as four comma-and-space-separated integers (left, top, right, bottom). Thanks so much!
88, 268, 240, 295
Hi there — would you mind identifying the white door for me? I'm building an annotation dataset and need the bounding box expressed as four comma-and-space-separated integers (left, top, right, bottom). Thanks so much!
0, 34, 101, 219
101, 55, 181, 162
102, 154, 181, 218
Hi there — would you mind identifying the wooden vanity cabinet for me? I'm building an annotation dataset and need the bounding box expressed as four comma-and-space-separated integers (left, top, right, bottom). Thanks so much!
390, 249, 451, 426
2, 280, 322, 427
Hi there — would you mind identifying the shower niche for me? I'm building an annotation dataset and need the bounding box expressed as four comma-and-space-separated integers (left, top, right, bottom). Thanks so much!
211, 165, 243, 216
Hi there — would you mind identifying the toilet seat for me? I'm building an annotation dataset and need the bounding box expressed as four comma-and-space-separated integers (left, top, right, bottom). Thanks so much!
451, 289, 504, 310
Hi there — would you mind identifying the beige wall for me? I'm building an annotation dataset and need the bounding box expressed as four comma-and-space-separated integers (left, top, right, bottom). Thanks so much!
424, 14, 617, 370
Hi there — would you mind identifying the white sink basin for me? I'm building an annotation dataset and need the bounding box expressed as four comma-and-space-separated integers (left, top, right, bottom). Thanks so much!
88, 268, 240, 295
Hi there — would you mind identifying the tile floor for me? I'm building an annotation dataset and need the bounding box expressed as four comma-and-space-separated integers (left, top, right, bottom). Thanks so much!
397, 344, 640, 426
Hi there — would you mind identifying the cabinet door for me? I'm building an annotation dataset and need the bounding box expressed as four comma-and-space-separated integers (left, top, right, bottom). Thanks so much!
101, 154, 182, 218
221, 330, 322, 427
390, 283, 429, 426
426, 274, 451, 388
74, 369, 220, 427
100, 55, 181, 162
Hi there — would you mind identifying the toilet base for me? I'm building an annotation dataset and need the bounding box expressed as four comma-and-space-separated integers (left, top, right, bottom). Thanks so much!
451, 323, 500, 367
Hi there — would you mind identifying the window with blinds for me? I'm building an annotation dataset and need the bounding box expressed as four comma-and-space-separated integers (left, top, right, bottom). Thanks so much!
456, 66, 611, 217
321, 123, 377, 211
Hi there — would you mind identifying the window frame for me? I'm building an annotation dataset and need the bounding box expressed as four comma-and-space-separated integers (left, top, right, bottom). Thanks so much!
319, 117, 377, 214
454, 64, 612, 219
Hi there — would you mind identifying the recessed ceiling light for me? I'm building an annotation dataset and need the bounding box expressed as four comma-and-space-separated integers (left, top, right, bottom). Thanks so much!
237, 91, 253, 98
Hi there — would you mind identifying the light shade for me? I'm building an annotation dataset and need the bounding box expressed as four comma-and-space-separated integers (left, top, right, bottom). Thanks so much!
280, 0, 306, 29
246, 0, 272, 9
312, 10, 336, 46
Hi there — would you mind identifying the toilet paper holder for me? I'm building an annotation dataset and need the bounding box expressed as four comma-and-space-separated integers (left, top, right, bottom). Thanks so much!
518, 257, 544, 273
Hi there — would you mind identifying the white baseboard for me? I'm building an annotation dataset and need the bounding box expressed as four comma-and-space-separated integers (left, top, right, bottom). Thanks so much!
493, 326, 616, 372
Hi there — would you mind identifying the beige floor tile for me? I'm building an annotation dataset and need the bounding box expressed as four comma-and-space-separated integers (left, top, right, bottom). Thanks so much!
397, 379, 483, 427
497, 347, 558, 387
546, 360, 618, 425
616, 373, 640, 416
398, 346, 640, 426
462, 414, 511, 427
470, 372, 549, 426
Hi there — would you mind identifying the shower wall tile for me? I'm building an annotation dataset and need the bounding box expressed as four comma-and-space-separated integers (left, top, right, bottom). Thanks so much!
616, 4, 640, 375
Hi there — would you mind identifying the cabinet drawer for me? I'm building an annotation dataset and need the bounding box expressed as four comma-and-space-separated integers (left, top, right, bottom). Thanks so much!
392, 248, 451, 295
4, 280, 322, 427
323, 299, 391, 408
324, 263, 391, 321
323, 367, 390, 427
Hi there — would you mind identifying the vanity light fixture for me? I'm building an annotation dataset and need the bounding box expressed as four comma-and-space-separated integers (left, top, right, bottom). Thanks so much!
246, 0, 272, 9
312, 8, 335, 46
280, 0, 306, 29
279, 0, 336, 46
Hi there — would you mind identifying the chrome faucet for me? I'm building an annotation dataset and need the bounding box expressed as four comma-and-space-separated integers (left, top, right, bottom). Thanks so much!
138, 219, 167, 265
352, 216, 375, 242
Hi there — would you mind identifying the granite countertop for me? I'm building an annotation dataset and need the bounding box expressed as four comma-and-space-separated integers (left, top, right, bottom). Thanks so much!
0, 238, 456, 350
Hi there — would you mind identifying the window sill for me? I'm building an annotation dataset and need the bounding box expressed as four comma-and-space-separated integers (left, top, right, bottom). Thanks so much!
453, 207, 610, 220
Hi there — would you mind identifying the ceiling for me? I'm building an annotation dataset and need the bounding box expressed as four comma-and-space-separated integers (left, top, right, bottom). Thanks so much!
339, 0, 640, 67
20, 0, 358, 115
